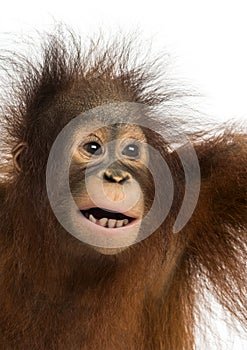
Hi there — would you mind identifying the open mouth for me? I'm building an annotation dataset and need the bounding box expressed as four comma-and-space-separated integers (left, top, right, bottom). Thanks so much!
80, 208, 136, 229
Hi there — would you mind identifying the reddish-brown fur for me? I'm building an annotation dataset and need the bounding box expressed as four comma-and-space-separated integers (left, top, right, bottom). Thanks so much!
0, 28, 246, 349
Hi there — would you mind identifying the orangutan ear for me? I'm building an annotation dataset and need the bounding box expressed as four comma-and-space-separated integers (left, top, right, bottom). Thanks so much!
12, 142, 28, 173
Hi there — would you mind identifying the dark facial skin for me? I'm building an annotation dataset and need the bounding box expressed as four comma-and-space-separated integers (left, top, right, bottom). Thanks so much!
69, 124, 149, 254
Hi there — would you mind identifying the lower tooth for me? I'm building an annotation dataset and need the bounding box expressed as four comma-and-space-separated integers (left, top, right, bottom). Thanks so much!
89, 214, 96, 223
116, 220, 124, 228
123, 219, 129, 226
99, 218, 108, 227
108, 219, 117, 228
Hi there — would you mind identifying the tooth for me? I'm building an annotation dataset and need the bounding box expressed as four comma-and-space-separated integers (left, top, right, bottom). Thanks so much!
108, 219, 117, 228
99, 218, 108, 227
116, 220, 124, 228
123, 219, 129, 226
89, 214, 96, 223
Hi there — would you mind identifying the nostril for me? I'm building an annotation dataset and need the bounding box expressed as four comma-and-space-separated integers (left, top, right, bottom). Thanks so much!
103, 170, 130, 184
118, 174, 130, 184
103, 173, 117, 183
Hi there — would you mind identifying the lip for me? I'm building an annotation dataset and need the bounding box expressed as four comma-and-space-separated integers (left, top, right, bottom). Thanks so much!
82, 210, 138, 226
76, 209, 141, 238
80, 206, 138, 228
79, 205, 138, 220
72, 197, 142, 242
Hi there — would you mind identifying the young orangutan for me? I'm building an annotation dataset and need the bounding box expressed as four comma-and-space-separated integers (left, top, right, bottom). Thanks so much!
0, 28, 246, 349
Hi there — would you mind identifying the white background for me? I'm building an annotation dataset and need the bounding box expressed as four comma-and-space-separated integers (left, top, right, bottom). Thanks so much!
0, 0, 246, 349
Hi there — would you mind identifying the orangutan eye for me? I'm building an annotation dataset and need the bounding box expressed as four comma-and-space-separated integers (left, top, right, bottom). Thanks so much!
83, 142, 103, 156
122, 144, 140, 158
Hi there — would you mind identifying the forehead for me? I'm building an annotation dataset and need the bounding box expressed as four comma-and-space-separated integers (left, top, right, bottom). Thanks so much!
95, 124, 146, 142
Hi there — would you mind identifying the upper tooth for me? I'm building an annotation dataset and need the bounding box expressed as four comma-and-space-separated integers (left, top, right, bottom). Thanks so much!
99, 218, 108, 227
108, 219, 117, 228
123, 219, 129, 226
89, 214, 96, 223
116, 220, 124, 228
